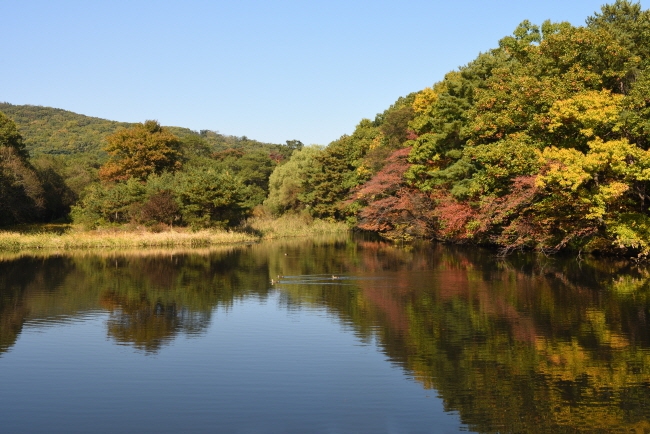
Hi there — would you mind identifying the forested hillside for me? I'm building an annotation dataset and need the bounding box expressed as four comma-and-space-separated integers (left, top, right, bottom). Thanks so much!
3, 0, 650, 257
0, 103, 132, 156
0, 104, 298, 227
265, 0, 650, 257
0, 103, 292, 158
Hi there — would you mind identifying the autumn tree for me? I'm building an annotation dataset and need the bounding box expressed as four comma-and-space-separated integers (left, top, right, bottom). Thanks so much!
349, 148, 435, 241
367, 2, 650, 255
99, 120, 182, 182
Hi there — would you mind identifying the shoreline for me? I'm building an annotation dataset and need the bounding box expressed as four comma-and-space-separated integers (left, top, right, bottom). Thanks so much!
0, 228, 258, 251
0, 216, 350, 252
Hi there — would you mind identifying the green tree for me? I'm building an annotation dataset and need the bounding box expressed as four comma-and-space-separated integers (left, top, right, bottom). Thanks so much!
174, 167, 251, 228
0, 111, 29, 159
71, 178, 146, 227
285, 140, 304, 151
301, 120, 380, 219
0, 112, 45, 225
210, 149, 277, 208
264, 145, 323, 214
31, 155, 77, 221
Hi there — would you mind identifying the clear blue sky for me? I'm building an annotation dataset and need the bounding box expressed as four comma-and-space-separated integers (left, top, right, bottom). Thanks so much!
3, 0, 645, 145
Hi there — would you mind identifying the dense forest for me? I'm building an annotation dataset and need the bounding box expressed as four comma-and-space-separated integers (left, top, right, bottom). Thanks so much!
0, 104, 300, 228
2, 0, 650, 257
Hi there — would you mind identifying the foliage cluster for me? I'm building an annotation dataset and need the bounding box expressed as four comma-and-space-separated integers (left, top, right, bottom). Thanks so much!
399, 0, 650, 256
263, 0, 650, 257
0, 106, 298, 229
0, 111, 48, 225
264, 95, 418, 222
71, 120, 279, 230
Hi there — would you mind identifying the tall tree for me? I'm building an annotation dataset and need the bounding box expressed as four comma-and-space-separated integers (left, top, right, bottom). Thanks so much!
0, 112, 45, 225
264, 145, 323, 215
0, 112, 29, 159
99, 120, 182, 182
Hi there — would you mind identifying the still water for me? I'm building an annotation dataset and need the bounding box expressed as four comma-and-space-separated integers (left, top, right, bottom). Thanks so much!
1, 236, 650, 433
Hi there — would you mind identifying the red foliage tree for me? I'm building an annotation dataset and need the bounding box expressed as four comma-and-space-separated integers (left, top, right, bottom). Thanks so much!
432, 175, 597, 253
349, 148, 435, 240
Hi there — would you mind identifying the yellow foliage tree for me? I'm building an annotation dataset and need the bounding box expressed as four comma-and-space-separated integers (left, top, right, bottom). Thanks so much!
99, 120, 182, 183
538, 138, 650, 254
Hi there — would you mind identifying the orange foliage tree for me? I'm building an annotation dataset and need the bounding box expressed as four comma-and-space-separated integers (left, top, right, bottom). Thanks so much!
349, 148, 435, 240
99, 120, 182, 183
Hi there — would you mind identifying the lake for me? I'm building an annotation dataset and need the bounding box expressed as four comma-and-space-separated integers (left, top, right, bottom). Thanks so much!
1, 235, 650, 433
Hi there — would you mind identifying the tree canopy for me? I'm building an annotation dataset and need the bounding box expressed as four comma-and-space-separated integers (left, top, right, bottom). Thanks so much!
98, 120, 183, 182
284, 0, 650, 257
0, 113, 45, 225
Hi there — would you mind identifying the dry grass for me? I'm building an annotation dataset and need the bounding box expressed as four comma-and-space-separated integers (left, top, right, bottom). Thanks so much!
242, 214, 349, 239
0, 227, 257, 251
0, 245, 244, 261
0, 216, 350, 253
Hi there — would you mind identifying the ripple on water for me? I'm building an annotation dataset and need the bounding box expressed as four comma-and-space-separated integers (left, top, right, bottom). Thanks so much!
272, 274, 391, 286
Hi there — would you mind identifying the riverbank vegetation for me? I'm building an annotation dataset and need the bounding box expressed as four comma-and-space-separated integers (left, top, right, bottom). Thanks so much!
3, 1, 650, 257
0, 215, 348, 251
0, 227, 256, 251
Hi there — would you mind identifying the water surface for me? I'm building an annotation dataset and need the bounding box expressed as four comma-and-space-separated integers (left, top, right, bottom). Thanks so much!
1, 237, 650, 432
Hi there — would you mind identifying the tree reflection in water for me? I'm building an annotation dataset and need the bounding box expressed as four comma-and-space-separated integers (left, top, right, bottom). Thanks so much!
101, 291, 211, 353
2, 237, 650, 431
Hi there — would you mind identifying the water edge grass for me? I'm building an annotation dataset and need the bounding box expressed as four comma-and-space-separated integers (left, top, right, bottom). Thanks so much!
0, 216, 350, 252
0, 228, 258, 251
244, 214, 349, 239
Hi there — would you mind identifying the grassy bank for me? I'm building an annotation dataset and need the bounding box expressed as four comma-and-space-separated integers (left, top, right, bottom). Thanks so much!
244, 214, 349, 239
0, 215, 350, 252
0, 228, 257, 251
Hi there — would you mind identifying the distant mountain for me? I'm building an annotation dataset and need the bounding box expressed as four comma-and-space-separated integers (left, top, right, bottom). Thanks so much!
0, 103, 283, 157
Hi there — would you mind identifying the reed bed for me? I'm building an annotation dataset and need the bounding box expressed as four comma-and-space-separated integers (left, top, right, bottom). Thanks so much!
243, 214, 349, 239
0, 245, 244, 262
0, 228, 257, 251
0, 216, 350, 254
